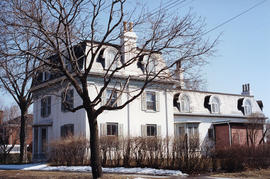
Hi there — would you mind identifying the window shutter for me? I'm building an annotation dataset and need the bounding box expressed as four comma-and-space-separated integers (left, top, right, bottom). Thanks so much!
48, 96, 51, 115
155, 92, 160, 112
141, 125, 147, 137
101, 90, 106, 106
157, 125, 161, 137
118, 124, 123, 138
100, 123, 107, 136
41, 99, 44, 117
141, 92, 146, 111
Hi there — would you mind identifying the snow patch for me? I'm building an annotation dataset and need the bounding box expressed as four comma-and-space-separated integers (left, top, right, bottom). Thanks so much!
0, 164, 187, 176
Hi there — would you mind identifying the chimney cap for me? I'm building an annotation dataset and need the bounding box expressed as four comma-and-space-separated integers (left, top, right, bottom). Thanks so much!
123, 21, 127, 31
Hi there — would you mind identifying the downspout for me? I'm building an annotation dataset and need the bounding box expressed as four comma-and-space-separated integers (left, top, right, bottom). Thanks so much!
127, 86, 130, 137
228, 122, 232, 146
165, 89, 169, 138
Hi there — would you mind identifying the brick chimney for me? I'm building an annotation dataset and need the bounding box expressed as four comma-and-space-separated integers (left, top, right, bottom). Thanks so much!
120, 21, 137, 62
241, 83, 251, 96
175, 61, 184, 89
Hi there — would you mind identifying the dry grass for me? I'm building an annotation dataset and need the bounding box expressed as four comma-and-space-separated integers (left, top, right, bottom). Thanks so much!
0, 170, 172, 179
211, 168, 270, 178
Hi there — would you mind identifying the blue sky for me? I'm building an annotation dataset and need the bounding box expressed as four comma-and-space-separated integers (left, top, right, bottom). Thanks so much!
189, 0, 270, 118
1, 0, 269, 118
141, 0, 270, 118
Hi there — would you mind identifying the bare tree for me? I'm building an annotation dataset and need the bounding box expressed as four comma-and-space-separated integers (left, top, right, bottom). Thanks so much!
0, 0, 216, 177
0, 105, 20, 163
246, 113, 266, 146
0, 18, 39, 162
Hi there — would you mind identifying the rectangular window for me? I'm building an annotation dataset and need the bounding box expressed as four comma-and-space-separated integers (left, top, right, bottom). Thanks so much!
61, 124, 74, 138
107, 123, 118, 136
61, 89, 74, 112
41, 96, 51, 117
187, 124, 199, 149
147, 124, 157, 137
106, 89, 118, 107
146, 92, 156, 111
208, 128, 214, 140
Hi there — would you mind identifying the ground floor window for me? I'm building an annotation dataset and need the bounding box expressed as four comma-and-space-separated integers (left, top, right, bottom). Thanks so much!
147, 124, 157, 137
107, 123, 118, 136
60, 124, 74, 138
176, 123, 200, 149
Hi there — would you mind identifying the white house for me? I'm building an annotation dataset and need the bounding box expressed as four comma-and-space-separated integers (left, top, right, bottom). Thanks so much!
31, 23, 266, 161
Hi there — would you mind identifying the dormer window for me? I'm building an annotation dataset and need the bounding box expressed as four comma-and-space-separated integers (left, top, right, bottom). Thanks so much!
244, 99, 252, 116
179, 94, 190, 112
138, 55, 156, 74
105, 48, 119, 70
147, 57, 156, 74
42, 71, 50, 82
210, 96, 220, 114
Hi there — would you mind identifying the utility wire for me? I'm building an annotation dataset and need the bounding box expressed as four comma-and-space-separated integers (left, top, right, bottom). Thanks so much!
203, 0, 268, 35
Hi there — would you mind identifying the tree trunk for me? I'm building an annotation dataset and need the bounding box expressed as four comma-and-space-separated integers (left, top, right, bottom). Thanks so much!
87, 110, 102, 179
19, 108, 26, 163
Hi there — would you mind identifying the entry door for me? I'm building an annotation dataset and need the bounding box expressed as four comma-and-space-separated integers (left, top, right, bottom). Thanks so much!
41, 128, 47, 153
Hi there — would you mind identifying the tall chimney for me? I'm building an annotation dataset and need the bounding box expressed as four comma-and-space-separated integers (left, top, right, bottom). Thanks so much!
0, 110, 3, 125
175, 61, 184, 89
120, 21, 137, 62
241, 83, 251, 96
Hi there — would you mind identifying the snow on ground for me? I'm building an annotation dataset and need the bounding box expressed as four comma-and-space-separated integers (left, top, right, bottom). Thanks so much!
0, 163, 187, 176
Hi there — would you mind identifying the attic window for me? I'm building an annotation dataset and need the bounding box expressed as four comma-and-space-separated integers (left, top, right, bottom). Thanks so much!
179, 94, 190, 112
210, 96, 220, 114
104, 48, 119, 71
244, 99, 252, 116
137, 55, 156, 74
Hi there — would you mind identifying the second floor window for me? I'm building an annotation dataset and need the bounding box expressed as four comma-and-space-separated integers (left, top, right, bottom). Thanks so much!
41, 96, 51, 117
106, 89, 118, 107
141, 91, 160, 112
146, 92, 156, 111
61, 89, 74, 112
